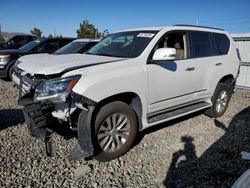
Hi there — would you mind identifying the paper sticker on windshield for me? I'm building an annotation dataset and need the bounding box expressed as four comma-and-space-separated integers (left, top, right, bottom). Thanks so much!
137, 33, 155, 38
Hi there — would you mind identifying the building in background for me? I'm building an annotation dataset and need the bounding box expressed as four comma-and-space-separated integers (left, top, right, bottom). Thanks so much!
232, 33, 250, 90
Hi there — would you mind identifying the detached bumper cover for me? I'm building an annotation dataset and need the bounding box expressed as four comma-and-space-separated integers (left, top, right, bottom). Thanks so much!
69, 92, 97, 160
22, 92, 97, 160
23, 103, 54, 141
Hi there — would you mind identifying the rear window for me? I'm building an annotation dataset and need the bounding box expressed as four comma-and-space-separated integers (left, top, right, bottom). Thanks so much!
213, 33, 230, 55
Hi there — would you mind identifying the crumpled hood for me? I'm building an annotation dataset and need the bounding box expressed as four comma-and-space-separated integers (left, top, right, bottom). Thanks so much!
17, 54, 125, 75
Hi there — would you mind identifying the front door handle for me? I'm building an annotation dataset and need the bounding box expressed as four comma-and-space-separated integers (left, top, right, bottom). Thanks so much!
186, 67, 195, 71
215, 62, 222, 66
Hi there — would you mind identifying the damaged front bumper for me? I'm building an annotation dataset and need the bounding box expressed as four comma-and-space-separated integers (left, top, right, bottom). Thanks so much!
23, 103, 54, 156
15, 66, 98, 160
20, 91, 97, 160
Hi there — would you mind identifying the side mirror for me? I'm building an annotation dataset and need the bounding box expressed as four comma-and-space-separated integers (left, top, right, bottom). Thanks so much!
152, 48, 176, 61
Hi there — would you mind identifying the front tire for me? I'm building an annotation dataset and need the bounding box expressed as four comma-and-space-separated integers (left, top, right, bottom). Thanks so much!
205, 82, 232, 118
93, 101, 138, 162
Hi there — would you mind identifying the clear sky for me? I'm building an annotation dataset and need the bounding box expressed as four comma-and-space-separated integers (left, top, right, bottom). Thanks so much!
1, 0, 250, 37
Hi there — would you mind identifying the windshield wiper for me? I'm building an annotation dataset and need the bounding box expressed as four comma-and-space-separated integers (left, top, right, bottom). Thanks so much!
85, 52, 113, 57
85, 52, 125, 58
95, 53, 114, 57
85, 52, 94, 55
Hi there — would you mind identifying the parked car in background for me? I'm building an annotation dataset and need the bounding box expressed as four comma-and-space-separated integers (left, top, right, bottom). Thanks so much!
14, 25, 240, 162
0, 37, 75, 79
11, 38, 100, 82
55, 39, 100, 54
0, 35, 36, 50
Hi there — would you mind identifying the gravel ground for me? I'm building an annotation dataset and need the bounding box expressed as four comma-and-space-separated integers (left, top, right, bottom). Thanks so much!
0, 79, 250, 187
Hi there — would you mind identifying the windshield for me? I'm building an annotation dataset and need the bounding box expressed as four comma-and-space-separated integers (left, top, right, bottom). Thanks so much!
87, 31, 158, 58
19, 40, 41, 52
55, 41, 87, 54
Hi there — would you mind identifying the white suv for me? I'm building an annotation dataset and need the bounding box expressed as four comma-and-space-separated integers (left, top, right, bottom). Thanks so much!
13, 25, 240, 161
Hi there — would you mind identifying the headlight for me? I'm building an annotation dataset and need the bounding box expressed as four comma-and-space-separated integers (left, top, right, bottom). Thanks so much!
35, 75, 81, 102
15, 60, 21, 66
0, 54, 11, 64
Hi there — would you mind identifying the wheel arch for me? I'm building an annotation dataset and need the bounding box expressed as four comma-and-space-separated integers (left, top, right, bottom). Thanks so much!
217, 74, 235, 93
92, 92, 143, 130
218, 74, 234, 84
6, 59, 17, 78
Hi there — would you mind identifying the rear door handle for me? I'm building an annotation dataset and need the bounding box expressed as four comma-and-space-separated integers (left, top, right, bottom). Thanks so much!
215, 62, 222, 66
186, 67, 195, 71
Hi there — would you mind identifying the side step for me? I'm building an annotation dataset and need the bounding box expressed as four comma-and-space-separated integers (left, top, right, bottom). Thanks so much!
148, 102, 211, 124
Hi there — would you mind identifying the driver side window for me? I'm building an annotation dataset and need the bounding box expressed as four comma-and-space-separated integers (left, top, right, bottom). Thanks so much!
155, 32, 187, 60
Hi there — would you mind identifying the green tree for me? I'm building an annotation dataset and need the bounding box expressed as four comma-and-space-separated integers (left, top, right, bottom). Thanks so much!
99, 29, 110, 38
76, 20, 108, 39
56, 34, 63, 38
76, 20, 98, 38
0, 35, 5, 42
30, 27, 42, 38
48, 34, 53, 38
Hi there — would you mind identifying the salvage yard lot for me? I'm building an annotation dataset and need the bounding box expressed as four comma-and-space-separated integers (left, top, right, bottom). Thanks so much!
0, 79, 250, 187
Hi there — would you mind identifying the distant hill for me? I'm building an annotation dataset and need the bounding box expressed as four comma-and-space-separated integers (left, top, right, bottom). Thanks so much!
1, 32, 28, 40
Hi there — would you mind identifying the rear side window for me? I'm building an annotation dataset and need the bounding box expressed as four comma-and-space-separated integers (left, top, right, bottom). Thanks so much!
189, 31, 214, 58
26, 36, 36, 42
213, 33, 230, 55
14, 36, 26, 46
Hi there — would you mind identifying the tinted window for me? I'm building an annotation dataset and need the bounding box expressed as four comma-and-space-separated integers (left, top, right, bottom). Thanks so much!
59, 39, 74, 48
189, 31, 214, 58
19, 40, 41, 52
213, 33, 230, 55
36, 40, 59, 53
15, 36, 26, 46
26, 36, 36, 42
55, 41, 87, 54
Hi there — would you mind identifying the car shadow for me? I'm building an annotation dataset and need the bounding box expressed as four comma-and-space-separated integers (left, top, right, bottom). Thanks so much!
163, 106, 250, 187
0, 109, 25, 131
48, 120, 77, 140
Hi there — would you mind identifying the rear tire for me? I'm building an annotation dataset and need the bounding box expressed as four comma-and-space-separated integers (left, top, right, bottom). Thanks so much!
93, 101, 138, 162
205, 82, 232, 118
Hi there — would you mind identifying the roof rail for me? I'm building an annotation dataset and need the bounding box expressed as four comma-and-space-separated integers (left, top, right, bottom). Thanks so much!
174, 24, 224, 31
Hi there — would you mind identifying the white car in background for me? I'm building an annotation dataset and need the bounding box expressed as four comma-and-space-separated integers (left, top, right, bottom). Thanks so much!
54, 38, 100, 54
12, 38, 100, 84
13, 25, 240, 162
